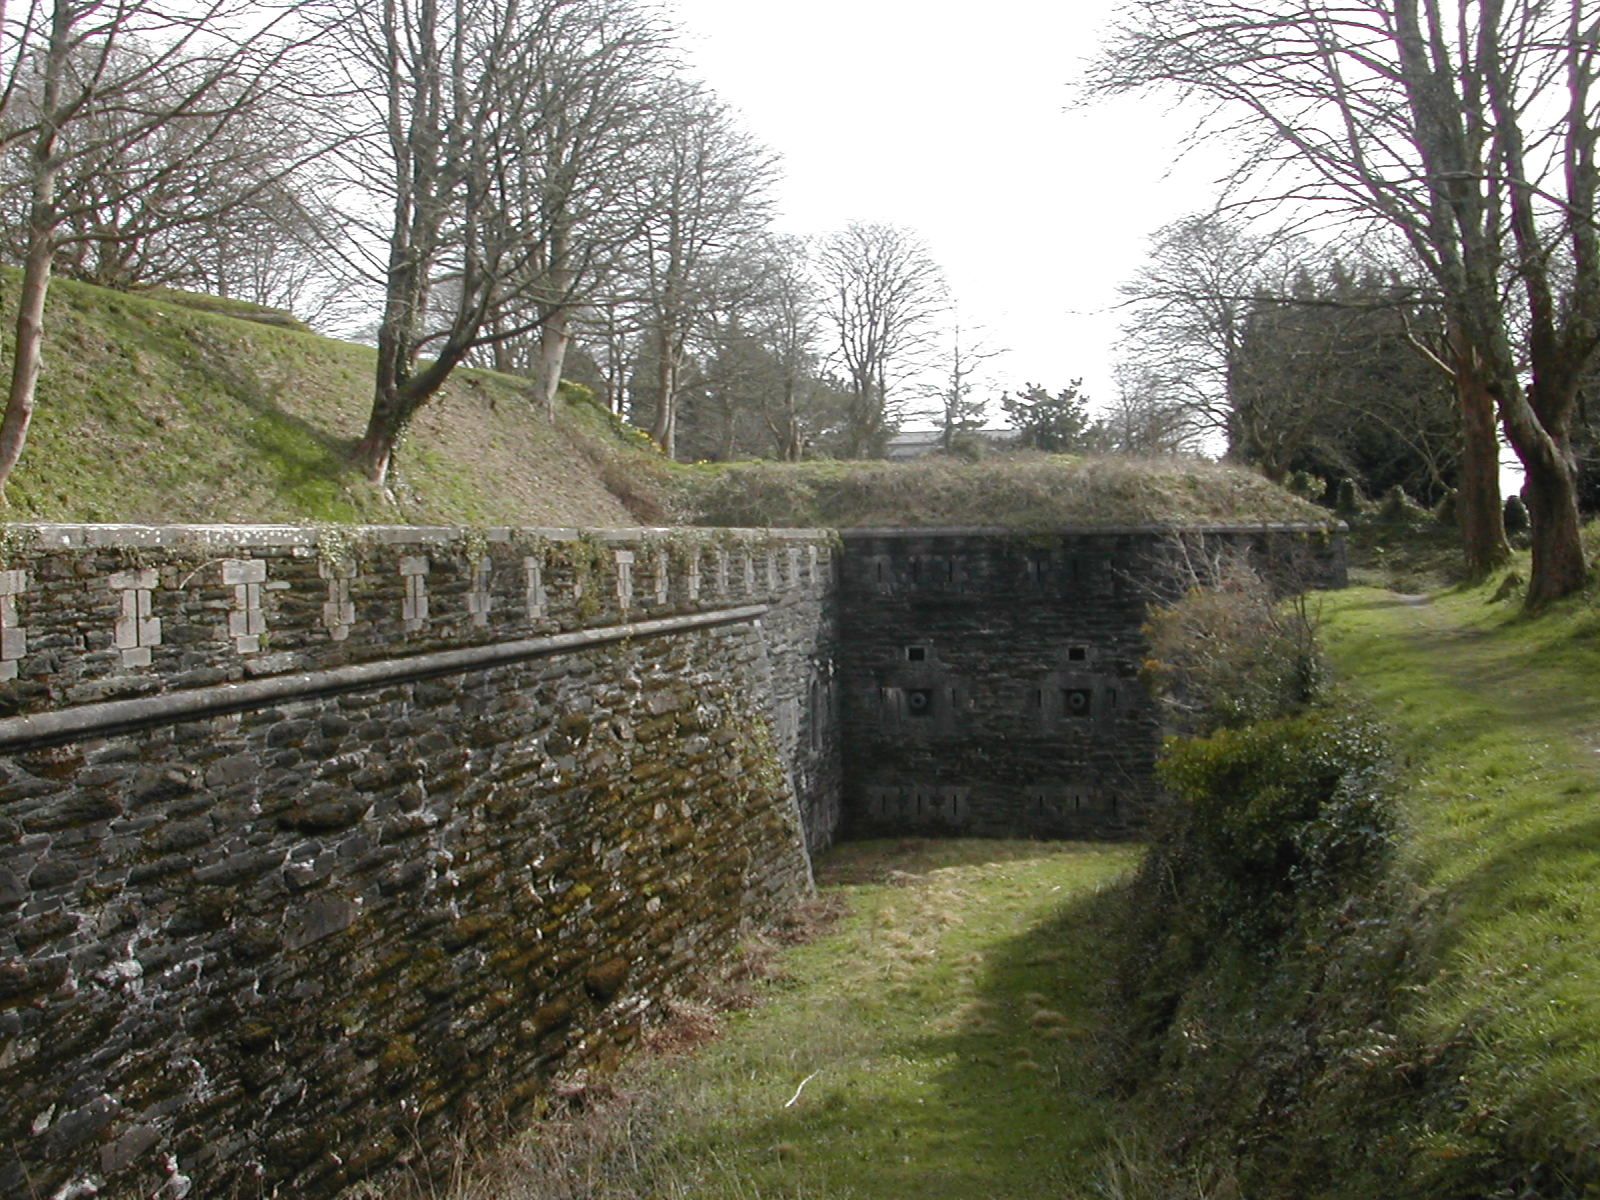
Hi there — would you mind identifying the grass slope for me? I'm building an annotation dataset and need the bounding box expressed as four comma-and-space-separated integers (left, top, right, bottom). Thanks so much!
1320, 576, 1600, 1189
676, 456, 1328, 530
0, 277, 1319, 533
0, 276, 653, 527
445, 840, 1138, 1200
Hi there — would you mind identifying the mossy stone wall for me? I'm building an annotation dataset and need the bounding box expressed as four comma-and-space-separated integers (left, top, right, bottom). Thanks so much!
0, 524, 838, 1198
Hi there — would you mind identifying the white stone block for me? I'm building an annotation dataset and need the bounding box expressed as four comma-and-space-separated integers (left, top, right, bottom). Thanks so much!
235, 635, 260, 654
221, 558, 267, 585
615, 550, 634, 607
108, 568, 157, 591
1, 627, 24, 659
121, 646, 152, 668
400, 556, 429, 577
140, 617, 161, 646
114, 616, 139, 649
524, 557, 546, 618
0, 660, 15, 682
0, 569, 26, 595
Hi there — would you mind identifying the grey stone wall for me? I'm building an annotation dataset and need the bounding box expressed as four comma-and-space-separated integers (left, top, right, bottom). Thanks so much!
0, 524, 840, 1199
0, 515, 1341, 1197
836, 524, 1346, 841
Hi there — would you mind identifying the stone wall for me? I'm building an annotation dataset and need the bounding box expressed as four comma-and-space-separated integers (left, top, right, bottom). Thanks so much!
837, 524, 1346, 840
0, 516, 1343, 1197
0, 524, 840, 1199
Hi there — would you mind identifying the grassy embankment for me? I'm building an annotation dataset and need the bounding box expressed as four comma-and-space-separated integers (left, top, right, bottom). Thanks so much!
1096, 531, 1600, 1199
1318, 564, 1600, 1191
0, 275, 659, 527
0, 273, 1327, 533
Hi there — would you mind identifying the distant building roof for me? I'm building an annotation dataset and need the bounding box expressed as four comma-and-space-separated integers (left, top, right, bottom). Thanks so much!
884, 428, 1019, 460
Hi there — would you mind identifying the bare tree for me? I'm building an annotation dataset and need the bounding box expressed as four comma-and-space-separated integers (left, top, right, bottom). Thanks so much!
925, 321, 1004, 453
756, 235, 822, 461
1117, 213, 1297, 449
334, 0, 679, 484
1097, 367, 1210, 455
629, 82, 775, 458
1090, 0, 1599, 603
817, 221, 946, 458
0, 0, 314, 497
490, 0, 670, 416
0, 53, 331, 292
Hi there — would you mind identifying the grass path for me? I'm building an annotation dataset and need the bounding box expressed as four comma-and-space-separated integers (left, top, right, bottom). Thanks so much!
455, 840, 1138, 1200
1319, 584, 1600, 1178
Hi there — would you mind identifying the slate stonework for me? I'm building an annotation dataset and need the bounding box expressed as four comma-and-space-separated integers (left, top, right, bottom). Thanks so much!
0, 524, 840, 1199
837, 525, 1346, 840
0, 518, 1339, 1198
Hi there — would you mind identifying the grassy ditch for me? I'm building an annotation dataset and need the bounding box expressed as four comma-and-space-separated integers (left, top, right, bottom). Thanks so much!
437, 839, 1137, 1200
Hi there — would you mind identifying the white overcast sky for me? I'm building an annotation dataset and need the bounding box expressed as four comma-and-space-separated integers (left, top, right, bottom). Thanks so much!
665, 0, 1234, 426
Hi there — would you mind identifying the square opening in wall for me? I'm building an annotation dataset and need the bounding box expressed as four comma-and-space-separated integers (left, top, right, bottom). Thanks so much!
1068, 645, 1088, 662
906, 645, 928, 662
905, 688, 935, 718
1061, 687, 1093, 718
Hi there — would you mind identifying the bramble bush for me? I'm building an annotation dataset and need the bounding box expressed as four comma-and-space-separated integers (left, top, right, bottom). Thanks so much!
1142, 560, 1323, 735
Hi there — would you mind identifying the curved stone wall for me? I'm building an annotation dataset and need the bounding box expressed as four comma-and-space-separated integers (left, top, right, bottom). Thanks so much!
0, 524, 840, 1198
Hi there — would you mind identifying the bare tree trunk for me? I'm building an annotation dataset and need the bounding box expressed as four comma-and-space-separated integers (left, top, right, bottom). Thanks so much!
533, 308, 569, 419
0, 195, 57, 495
353, 383, 406, 486
650, 319, 676, 456
1503, 379, 1588, 607
0, 7, 65, 499
1452, 336, 1510, 577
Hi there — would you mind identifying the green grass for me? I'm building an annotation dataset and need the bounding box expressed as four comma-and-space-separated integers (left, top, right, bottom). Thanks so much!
0, 273, 659, 527
1320, 573, 1600, 1184
447, 839, 1138, 1200
673, 454, 1328, 530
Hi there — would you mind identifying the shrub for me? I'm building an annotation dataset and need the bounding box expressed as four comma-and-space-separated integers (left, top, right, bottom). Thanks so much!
1378, 484, 1429, 524
1143, 561, 1323, 735
1287, 470, 1325, 503
1158, 712, 1391, 940
1504, 493, 1530, 534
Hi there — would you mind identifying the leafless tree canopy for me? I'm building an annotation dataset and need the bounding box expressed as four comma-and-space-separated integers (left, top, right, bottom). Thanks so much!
1091, 0, 1600, 603
817, 221, 947, 459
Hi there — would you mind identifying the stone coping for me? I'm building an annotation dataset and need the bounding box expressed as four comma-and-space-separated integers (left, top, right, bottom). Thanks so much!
0, 603, 769, 751
10, 523, 835, 550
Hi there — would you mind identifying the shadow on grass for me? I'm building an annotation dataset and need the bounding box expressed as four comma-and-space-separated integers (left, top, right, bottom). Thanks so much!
710, 842, 1134, 1200
815, 837, 1079, 888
